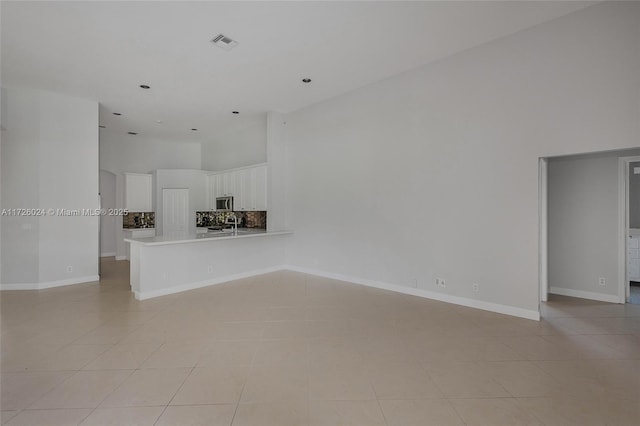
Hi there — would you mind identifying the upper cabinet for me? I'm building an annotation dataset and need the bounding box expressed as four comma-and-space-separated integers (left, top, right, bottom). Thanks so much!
207, 163, 267, 211
124, 173, 153, 212
250, 164, 267, 211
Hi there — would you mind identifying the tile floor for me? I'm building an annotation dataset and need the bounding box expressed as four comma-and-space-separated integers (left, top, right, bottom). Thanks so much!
1, 258, 639, 425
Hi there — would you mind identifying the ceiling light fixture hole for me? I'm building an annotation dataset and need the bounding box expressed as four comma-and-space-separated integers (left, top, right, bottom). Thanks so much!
140, 84, 150, 89
302, 78, 312, 83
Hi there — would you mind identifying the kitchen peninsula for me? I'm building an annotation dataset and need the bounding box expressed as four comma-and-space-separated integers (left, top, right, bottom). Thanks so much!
125, 229, 292, 300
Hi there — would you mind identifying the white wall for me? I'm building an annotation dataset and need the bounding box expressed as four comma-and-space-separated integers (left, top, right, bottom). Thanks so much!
153, 169, 208, 236
266, 112, 288, 232
1, 86, 99, 288
548, 150, 640, 301
100, 131, 202, 175
201, 119, 267, 171
281, 2, 640, 317
1, 88, 40, 284
100, 170, 117, 256
99, 131, 202, 259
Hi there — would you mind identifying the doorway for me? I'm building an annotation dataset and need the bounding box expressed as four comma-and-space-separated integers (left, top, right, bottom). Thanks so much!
539, 149, 640, 306
618, 156, 640, 304
162, 188, 189, 237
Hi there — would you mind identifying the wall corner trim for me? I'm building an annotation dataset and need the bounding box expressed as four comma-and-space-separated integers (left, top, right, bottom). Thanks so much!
284, 265, 541, 321
549, 286, 623, 304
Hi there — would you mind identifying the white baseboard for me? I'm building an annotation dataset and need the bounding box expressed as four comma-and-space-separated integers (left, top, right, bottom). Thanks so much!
284, 265, 540, 321
1, 275, 100, 291
549, 286, 622, 304
115, 256, 127, 261
1, 263, 542, 321
100, 252, 116, 257
134, 266, 286, 300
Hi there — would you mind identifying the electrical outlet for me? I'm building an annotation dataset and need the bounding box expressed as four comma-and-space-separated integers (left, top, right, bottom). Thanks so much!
66, 266, 73, 273
207, 265, 213, 273
598, 277, 606, 286
435, 277, 446, 288
472, 283, 479, 292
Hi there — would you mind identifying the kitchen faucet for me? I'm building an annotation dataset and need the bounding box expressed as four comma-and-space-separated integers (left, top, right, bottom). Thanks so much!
226, 213, 238, 234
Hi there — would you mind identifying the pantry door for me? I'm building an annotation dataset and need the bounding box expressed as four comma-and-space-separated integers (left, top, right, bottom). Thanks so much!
162, 188, 189, 237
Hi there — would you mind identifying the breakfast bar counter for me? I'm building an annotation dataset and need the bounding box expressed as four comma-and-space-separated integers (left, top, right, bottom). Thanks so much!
125, 229, 292, 300
125, 228, 289, 246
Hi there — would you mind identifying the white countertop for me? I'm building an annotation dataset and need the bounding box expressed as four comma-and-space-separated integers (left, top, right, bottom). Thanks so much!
123, 228, 155, 231
125, 229, 291, 246
630, 228, 640, 237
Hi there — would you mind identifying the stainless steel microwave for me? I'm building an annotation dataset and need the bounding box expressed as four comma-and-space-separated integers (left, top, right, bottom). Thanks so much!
216, 196, 233, 211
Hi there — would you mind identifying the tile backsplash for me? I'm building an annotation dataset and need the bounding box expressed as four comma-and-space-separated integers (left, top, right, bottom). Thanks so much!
123, 212, 155, 229
196, 211, 267, 229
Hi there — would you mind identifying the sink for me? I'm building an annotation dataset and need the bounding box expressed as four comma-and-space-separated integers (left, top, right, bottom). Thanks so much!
208, 229, 249, 235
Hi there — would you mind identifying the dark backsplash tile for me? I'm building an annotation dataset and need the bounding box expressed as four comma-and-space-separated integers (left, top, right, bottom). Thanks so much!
123, 212, 155, 229
196, 211, 267, 229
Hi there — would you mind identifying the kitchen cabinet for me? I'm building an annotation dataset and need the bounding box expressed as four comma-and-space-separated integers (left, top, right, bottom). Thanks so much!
238, 169, 252, 211
207, 174, 217, 210
221, 172, 237, 197
253, 164, 267, 211
629, 236, 640, 281
237, 164, 267, 211
207, 173, 228, 210
206, 163, 267, 211
124, 173, 153, 212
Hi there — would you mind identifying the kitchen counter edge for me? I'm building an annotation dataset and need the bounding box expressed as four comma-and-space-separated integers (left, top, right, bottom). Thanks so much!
124, 230, 292, 246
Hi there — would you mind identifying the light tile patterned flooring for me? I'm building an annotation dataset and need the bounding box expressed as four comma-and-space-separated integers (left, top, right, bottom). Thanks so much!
1, 258, 639, 425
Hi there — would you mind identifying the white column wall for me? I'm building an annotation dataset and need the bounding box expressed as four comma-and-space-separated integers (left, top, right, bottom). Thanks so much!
1, 86, 99, 288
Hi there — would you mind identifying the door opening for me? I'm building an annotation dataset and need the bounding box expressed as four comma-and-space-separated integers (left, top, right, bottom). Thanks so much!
540, 149, 640, 307
619, 156, 640, 304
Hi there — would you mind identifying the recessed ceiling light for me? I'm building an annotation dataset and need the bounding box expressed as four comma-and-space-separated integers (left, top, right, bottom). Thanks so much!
191, 128, 198, 131
99, 125, 105, 128
232, 111, 239, 114
302, 78, 312, 83
127, 132, 137, 135
140, 84, 150, 89
113, 112, 122, 116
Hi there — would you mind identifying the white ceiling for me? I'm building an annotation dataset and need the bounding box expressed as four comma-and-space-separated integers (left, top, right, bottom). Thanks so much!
1, 1, 594, 142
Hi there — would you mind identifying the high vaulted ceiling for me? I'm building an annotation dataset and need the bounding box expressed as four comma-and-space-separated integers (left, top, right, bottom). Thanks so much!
1, 1, 594, 142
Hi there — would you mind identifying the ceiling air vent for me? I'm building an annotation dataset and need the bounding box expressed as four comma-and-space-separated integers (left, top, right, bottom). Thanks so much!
211, 34, 238, 51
